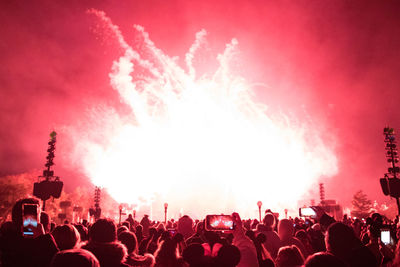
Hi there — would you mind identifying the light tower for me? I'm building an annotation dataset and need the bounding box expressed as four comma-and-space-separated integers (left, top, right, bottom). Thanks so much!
89, 187, 102, 221
319, 183, 325, 206
33, 131, 63, 211
380, 127, 400, 215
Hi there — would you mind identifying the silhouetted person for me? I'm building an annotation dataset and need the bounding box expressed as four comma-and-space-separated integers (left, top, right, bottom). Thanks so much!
215, 244, 241, 267
295, 229, 314, 256
365, 225, 383, 264
186, 221, 205, 245
52, 224, 81, 250
304, 252, 346, 267
182, 243, 207, 267
154, 238, 186, 266
0, 198, 59, 267
139, 227, 157, 255
81, 218, 130, 267
118, 230, 155, 266
126, 214, 135, 229
278, 219, 307, 259
325, 222, 377, 267
50, 249, 100, 267
256, 212, 281, 259
141, 215, 151, 237
136, 224, 144, 244
275, 245, 304, 267
307, 224, 325, 252
74, 224, 89, 242
178, 215, 194, 240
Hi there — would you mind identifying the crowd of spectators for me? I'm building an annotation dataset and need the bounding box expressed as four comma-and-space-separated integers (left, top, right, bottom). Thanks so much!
1, 197, 400, 267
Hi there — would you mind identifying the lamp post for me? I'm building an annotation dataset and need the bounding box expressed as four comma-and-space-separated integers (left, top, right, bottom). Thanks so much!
257, 201, 262, 222
119, 204, 123, 225
164, 203, 168, 224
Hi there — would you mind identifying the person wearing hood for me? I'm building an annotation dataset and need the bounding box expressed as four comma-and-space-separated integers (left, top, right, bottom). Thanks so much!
118, 230, 155, 266
50, 249, 100, 267
81, 218, 130, 267
0, 198, 59, 267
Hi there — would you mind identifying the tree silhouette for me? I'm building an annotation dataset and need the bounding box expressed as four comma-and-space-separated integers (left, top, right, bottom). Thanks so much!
351, 190, 372, 218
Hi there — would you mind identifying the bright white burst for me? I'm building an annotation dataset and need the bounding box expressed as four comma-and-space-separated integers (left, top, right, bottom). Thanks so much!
71, 10, 338, 219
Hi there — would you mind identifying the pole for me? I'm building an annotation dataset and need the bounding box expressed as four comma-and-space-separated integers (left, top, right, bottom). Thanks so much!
257, 201, 262, 222
164, 203, 168, 224
42, 200, 46, 211
119, 205, 122, 225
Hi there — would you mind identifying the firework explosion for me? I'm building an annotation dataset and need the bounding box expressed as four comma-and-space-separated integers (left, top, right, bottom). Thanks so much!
70, 10, 338, 219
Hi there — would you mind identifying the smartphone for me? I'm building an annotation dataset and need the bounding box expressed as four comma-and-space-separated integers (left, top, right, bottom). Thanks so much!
299, 207, 317, 218
381, 229, 391, 245
22, 204, 39, 237
205, 215, 235, 231
167, 228, 177, 236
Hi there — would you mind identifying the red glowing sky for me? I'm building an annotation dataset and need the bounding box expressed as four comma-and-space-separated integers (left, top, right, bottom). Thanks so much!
1, 0, 400, 208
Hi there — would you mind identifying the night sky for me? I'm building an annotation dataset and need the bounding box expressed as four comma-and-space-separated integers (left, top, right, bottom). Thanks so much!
1, 0, 400, 208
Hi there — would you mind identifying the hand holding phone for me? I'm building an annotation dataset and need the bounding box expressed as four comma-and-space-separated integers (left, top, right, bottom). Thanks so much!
205, 215, 235, 231
380, 229, 391, 245
299, 207, 317, 219
22, 204, 41, 237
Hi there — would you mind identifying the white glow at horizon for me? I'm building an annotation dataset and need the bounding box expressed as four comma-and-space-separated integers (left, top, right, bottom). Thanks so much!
71, 10, 338, 219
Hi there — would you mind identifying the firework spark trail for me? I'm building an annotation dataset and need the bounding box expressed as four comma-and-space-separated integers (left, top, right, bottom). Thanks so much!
73, 10, 338, 219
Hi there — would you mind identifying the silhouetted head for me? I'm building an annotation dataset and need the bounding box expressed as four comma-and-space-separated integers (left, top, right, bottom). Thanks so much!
74, 224, 88, 241
368, 225, 380, 240
182, 243, 205, 266
195, 221, 204, 234
122, 221, 130, 229
117, 225, 129, 236
50, 249, 100, 267
263, 212, 276, 228
295, 229, 309, 243
305, 252, 346, 267
216, 244, 241, 267
276, 245, 304, 267
371, 213, 383, 227
278, 219, 294, 240
52, 224, 81, 250
325, 222, 356, 257
148, 227, 157, 237
118, 231, 138, 254
178, 215, 194, 239
89, 218, 117, 243
154, 238, 179, 264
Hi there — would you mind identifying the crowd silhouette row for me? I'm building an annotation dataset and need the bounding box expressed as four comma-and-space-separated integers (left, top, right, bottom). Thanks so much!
1, 197, 400, 267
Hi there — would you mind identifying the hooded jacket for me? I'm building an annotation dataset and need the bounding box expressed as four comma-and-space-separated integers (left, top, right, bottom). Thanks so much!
81, 241, 130, 267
